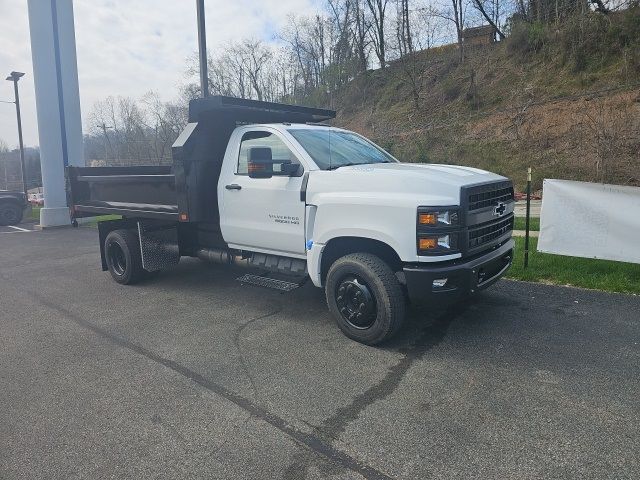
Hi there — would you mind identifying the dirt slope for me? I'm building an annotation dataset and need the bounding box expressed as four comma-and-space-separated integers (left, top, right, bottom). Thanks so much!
333, 11, 640, 191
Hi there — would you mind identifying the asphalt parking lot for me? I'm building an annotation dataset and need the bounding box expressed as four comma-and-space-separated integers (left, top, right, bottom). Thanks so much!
0, 222, 37, 234
1, 226, 639, 479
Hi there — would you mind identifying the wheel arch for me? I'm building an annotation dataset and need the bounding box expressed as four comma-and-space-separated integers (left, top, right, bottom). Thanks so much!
319, 236, 402, 285
97, 218, 139, 271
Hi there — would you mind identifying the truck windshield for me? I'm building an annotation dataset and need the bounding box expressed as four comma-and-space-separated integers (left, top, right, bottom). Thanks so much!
289, 129, 397, 170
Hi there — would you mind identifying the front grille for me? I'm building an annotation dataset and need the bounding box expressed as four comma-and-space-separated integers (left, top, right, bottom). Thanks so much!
468, 184, 514, 211
468, 215, 513, 249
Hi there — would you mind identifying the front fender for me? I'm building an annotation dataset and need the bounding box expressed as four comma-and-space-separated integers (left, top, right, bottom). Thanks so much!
305, 228, 402, 288
309, 201, 415, 261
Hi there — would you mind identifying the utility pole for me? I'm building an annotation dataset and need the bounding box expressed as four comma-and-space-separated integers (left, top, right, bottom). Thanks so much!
5, 71, 27, 196
524, 167, 532, 269
196, 0, 209, 98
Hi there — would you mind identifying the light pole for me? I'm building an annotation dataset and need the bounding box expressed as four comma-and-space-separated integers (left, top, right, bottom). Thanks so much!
196, 0, 209, 98
5, 71, 27, 196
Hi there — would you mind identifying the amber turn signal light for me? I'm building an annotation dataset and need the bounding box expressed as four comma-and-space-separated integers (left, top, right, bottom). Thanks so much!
418, 213, 437, 225
418, 237, 438, 250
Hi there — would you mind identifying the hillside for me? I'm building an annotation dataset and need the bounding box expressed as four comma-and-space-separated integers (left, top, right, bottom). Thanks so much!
334, 8, 640, 192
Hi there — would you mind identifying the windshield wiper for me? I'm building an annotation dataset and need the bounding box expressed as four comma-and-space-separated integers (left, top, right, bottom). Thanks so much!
326, 160, 392, 171
327, 162, 358, 170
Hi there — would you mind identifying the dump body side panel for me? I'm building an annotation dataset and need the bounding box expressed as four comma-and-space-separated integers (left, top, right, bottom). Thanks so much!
67, 165, 179, 220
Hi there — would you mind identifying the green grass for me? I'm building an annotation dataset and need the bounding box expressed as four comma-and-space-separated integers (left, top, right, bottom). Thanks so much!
29, 206, 119, 227
507, 237, 640, 294
30, 206, 41, 221
84, 215, 121, 227
513, 216, 540, 231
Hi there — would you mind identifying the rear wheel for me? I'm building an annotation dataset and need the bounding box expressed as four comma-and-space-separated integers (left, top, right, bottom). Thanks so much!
326, 253, 406, 345
0, 202, 23, 226
104, 229, 144, 285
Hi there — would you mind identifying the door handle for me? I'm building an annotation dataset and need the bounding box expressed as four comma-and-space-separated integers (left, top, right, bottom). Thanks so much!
225, 184, 242, 190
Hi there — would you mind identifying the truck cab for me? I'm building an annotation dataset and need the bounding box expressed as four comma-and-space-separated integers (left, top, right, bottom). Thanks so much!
68, 96, 514, 345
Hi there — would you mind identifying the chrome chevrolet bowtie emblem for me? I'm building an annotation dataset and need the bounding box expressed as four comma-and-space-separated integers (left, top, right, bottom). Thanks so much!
493, 202, 506, 216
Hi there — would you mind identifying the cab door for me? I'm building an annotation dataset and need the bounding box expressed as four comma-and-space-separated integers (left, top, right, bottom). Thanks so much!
219, 128, 307, 256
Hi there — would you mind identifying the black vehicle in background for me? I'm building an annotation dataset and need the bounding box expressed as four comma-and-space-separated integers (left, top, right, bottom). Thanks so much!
0, 190, 27, 226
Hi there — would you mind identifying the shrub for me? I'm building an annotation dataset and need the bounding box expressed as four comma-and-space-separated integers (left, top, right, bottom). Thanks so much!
507, 21, 549, 56
442, 78, 462, 101
617, 4, 640, 48
559, 13, 610, 71
506, 7, 640, 73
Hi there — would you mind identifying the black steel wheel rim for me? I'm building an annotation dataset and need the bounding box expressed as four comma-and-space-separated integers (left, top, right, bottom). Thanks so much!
335, 275, 377, 329
107, 241, 127, 276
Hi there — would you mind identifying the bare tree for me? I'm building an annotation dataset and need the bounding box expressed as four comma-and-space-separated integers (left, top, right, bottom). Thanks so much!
142, 92, 187, 165
419, 0, 467, 62
413, 4, 448, 51
365, 0, 389, 67
583, 97, 634, 184
451, 0, 465, 61
87, 94, 185, 166
0, 139, 9, 190
327, 0, 358, 88
396, 0, 414, 57
239, 40, 273, 101
589, 0, 610, 14
281, 14, 333, 97
353, 0, 371, 72
471, 0, 506, 39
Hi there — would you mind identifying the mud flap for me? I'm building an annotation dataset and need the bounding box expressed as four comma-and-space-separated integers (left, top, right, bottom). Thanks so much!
137, 220, 180, 272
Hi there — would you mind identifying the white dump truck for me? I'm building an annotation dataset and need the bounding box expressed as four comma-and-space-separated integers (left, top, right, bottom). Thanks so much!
68, 96, 514, 345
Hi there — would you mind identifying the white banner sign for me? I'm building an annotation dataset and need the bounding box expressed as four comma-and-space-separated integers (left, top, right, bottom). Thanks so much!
538, 179, 640, 264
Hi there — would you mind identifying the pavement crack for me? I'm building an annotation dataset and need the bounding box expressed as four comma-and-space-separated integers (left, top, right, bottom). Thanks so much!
31, 293, 392, 480
320, 303, 467, 440
280, 304, 467, 478
232, 304, 283, 400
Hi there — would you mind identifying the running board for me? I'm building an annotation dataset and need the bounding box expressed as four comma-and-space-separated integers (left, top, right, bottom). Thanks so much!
236, 274, 301, 292
249, 253, 307, 276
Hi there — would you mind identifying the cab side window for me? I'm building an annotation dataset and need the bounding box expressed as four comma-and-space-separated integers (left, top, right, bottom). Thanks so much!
237, 131, 299, 175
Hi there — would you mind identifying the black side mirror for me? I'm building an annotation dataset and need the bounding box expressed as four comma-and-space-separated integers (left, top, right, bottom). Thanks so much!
248, 147, 299, 178
248, 147, 274, 178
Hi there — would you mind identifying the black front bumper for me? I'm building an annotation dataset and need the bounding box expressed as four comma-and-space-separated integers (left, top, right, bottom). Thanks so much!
403, 239, 514, 305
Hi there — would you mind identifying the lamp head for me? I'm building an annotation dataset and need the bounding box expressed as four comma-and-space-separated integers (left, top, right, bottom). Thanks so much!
6, 71, 25, 82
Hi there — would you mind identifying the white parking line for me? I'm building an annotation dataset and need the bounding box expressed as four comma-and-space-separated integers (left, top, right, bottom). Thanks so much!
7, 225, 31, 232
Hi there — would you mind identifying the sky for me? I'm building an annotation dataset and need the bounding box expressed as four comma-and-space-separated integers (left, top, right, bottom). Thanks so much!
0, 0, 319, 148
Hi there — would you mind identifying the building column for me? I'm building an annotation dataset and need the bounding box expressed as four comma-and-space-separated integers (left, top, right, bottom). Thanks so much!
27, 0, 84, 227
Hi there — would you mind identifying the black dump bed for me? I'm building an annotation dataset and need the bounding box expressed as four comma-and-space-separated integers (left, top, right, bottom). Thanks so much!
68, 96, 335, 223
67, 166, 178, 220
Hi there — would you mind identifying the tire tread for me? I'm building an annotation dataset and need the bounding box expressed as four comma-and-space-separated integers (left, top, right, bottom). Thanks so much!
105, 229, 144, 285
326, 252, 406, 345
0, 202, 23, 226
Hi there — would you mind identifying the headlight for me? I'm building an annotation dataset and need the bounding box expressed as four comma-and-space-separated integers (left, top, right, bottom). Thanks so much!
417, 207, 461, 255
418, 209, 459, 226
418, 234, 457, 252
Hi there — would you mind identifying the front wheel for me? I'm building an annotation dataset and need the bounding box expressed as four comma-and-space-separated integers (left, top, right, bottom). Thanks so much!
325, 253, 406, 345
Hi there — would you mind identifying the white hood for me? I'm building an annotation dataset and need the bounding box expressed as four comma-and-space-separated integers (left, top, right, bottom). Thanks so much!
307, 162, 507, 207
